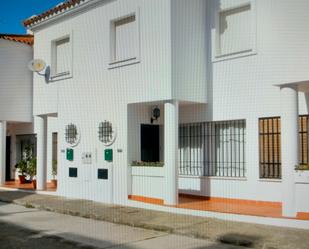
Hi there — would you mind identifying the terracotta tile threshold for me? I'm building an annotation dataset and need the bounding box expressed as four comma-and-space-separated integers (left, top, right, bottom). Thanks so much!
3, 181, 56, 192
128, 194, 309, 221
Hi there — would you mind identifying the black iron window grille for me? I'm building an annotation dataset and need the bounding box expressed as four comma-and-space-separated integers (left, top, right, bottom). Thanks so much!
299, 115, 309, 165
98, 121, 113, 144
179, 120, 246, 177
65, 123, 78, 145
259, 117, 281, 179
259, 115, 309, 179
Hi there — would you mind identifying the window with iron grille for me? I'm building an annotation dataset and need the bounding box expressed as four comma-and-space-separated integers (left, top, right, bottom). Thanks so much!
299, 115, 309, 165
65, 123, 78, 146
259, 115, 309, 179
179, 120, 246, 177
98, 121, 116, 145
259, 117, 281, 179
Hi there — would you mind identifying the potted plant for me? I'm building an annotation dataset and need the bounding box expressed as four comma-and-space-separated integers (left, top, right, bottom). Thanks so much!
15, 144, 34, 184
51, 159, 57, 188
295, 164, 309, 184
15, 160, 28, 184
27, 157, 37, 189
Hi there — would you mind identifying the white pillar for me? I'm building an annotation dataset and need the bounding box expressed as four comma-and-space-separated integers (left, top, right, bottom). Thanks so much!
0, 121, 6, 185
164, 100, 179, 205
36, 116, 47, 190
281, 87, 298, 217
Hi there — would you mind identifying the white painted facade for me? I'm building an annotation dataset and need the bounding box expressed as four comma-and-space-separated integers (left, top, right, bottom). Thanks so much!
0, 34, 58, 186
0, 37, 35, 184
21, 0, 309, 218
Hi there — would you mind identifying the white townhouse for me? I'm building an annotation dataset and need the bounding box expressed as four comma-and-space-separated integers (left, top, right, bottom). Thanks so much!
0, 34, 35, 184
19, 0, 309, 219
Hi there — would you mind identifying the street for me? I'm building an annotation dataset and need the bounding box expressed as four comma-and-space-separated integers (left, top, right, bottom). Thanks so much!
0, 202, 240, 249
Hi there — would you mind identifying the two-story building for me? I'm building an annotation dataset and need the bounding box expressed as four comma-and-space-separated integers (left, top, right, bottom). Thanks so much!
19, 0, 309, 220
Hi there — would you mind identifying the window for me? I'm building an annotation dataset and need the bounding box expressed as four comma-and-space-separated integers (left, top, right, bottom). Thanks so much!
299, 115, 309, 165
98, 121, 117, 146
214, 1, 256, 60
109, 12, 140, 68
259, 116, 309, 179
51, 35, 72, 79
179, 120, 246, 178
259, 117, 281, 179
65, 123, 79, 146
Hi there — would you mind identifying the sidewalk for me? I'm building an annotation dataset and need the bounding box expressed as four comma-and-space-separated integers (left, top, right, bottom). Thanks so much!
0, 189, 308, 249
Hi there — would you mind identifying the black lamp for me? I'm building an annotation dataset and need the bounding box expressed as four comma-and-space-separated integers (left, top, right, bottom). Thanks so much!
151, 106, 160, 124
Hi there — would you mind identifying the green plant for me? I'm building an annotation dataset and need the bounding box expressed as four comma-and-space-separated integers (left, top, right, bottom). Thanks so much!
131, 161, 164, 167
52, 160, 57, 179
295, 164, 309, 170
15, 144, 34, 176
27, 157, 37, 178
15, 160, 28, 176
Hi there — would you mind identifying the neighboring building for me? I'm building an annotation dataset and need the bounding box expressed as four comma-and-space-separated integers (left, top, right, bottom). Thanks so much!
16, 0, 309, 219
0, 34, 35, 184
0, 34, 58, 187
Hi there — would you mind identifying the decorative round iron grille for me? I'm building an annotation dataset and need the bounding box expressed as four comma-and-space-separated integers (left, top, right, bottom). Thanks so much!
98, 121, 116, 146
65, 123, 80, 146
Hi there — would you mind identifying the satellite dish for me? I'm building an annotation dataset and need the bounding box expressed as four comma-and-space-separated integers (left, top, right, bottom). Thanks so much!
28, 59, 46, 72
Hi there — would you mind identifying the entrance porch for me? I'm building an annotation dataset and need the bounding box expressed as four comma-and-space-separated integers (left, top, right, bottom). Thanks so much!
0, 117, 58, 193
128, 91, 309, 219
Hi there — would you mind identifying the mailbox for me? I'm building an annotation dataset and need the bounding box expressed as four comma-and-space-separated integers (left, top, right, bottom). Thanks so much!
66, 148, 74, 161
104, 149, 113, 162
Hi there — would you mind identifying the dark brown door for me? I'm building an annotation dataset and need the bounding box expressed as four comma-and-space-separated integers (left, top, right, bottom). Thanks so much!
141, 124, 160, 162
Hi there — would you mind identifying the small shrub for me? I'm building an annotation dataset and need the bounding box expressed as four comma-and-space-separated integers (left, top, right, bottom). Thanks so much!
131, 161, 164, 167
295, 164, 309, 170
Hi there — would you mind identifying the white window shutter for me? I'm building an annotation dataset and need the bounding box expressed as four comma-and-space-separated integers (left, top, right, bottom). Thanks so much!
115, 16, 138, 62
55, 37, 71, 74
219, 4, 252, 55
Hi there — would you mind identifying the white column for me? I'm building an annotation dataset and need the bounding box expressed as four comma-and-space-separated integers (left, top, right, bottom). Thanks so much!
164, 100, 179, 205
36, 116, 47, 190
0, 121, 6, 185
281, 87, 298, 217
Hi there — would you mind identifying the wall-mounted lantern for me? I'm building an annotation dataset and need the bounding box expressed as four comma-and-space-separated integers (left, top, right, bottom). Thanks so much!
150, 106, 160, 124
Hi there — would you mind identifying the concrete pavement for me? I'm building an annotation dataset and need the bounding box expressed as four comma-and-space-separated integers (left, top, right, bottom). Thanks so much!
0, 190, 309, 248
0, 202, 239, 249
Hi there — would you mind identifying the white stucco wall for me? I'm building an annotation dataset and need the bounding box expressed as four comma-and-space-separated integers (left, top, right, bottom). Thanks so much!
30, 0, 309, 213
31, 0, 175, 204
171, 0, 207, 103
175, 0, 309, 205
0, 40, 33, 122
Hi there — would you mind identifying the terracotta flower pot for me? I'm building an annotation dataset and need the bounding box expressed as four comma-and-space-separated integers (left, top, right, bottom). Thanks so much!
32, 180, 37, 189
18, 175, 26, 184
51, 179, 57, 188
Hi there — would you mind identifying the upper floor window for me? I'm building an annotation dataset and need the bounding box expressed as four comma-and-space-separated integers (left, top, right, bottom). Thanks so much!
213, 0, 256, 61
109, 11, 140, 69
51, 35, 72, 80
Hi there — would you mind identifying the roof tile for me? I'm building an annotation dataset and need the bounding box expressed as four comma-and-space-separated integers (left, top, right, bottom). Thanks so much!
0, 34, 34, 45
23, 0, 86, 27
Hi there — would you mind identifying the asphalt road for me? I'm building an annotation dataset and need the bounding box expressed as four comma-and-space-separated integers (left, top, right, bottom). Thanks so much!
0, 202, 240, 249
